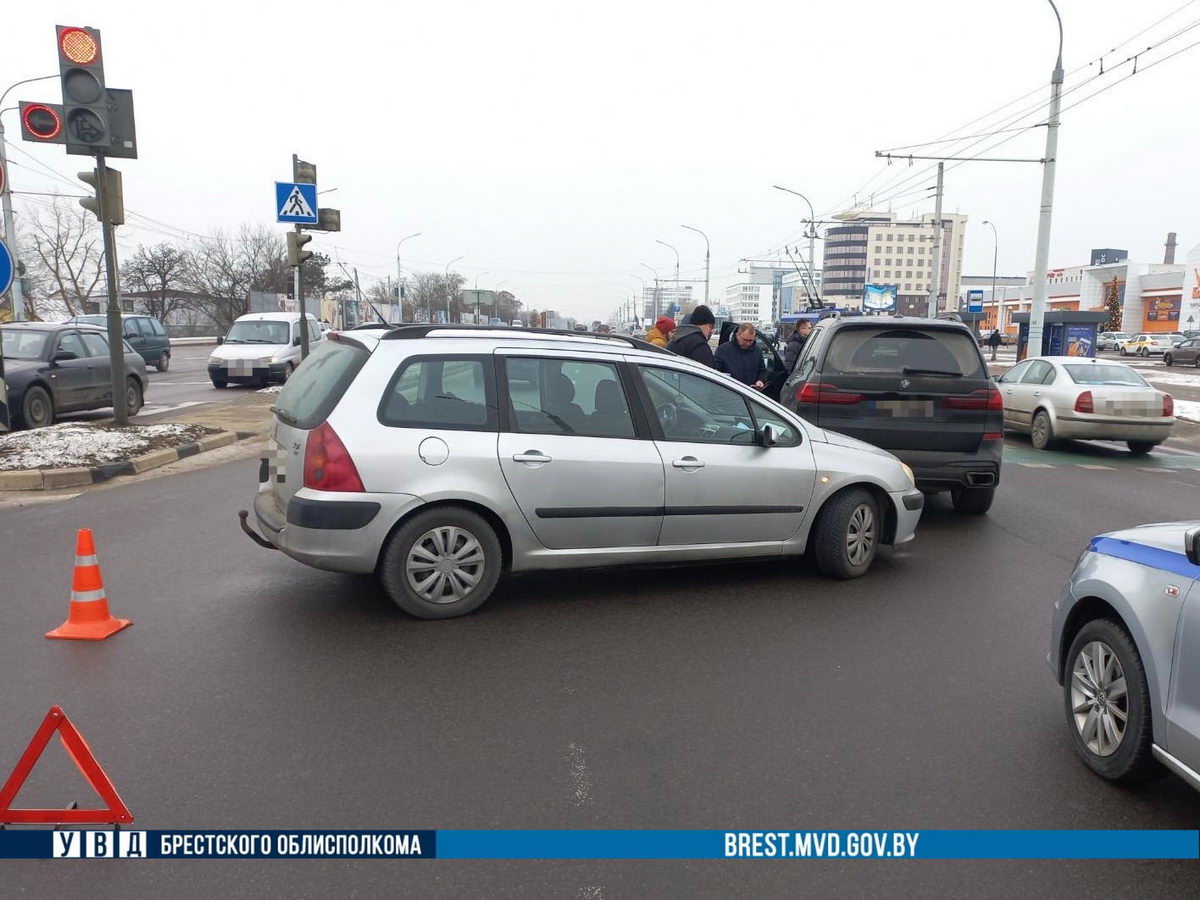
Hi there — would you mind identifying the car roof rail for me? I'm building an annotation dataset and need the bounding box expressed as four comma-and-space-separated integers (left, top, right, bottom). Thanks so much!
377, 323, 673, 354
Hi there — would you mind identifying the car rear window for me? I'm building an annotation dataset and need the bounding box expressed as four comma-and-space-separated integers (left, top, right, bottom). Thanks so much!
1064, 364, 1148, 387
272, 338, 370, 429
824, 327, 985, 377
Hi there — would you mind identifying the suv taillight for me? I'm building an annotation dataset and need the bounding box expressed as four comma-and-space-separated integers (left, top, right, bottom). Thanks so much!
1163, 394, 1174, 417
1074, 391, 1093, 413
944, 389, 1002, 411
303, 422, 364, 492
796, 382, 864, 405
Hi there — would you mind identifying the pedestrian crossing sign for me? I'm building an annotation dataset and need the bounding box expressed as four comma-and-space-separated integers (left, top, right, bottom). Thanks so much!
275, 182, 318, 224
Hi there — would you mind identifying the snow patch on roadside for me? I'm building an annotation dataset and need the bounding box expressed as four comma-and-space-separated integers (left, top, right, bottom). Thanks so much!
1173, 399, 1200, 423
0, 423, 215, 471
257, 385, 284, 394
1143, 370, 1200, 388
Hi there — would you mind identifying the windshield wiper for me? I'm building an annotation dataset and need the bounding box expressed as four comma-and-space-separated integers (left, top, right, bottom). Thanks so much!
901, 366, 960, 376
224, 338, 245, 343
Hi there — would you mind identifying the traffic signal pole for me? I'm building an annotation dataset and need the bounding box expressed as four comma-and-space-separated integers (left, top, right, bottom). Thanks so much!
294, 224, 309, 360
96, 153, 128, 425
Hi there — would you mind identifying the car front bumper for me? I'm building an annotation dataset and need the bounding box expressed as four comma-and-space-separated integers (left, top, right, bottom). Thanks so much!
209, 362, 289, 382
889, 490, 924, 546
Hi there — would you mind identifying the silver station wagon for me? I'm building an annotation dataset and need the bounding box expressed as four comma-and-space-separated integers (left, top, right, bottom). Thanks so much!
1050, 522, 1200, 792
241, 326, 925, 618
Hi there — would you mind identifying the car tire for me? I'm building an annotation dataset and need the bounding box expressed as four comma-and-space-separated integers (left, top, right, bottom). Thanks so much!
951, 485, 995, 514
1194, 356, 1200, 368
211, 376, 227, 389
125, 378, 144, 417
1119, 346, 1127, 356
1140, 347, 1149, 358
1063, 619, 1162, 784
156, 353, 170, 372
812, 488, 879, 579
21, 385, 54, 429
1163, 354, 1173, 367
379, 506, 503, 619
1126, 441, 1157, 455
1031, 409, 1055, 451
281, 362, 295, 383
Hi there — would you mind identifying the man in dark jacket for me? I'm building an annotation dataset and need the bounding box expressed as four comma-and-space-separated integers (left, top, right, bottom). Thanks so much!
667, 304, 717, 368
987, 327, 1003, 361
783, 320, 812, 372
714, 323, 767, 389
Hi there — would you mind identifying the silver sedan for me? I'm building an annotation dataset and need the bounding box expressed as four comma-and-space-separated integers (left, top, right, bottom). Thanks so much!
997, 356, 1174, 455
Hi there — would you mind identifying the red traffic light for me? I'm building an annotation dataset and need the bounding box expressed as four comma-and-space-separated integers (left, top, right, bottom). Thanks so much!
18, 102, 66, 143
59, 27, 100, 65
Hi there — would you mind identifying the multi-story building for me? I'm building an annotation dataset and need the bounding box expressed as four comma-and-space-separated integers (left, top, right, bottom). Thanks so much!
822, 209, 968, 314
641, 284, 693, 321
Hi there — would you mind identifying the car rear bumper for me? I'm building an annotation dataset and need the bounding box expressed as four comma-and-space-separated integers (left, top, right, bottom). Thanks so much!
1053, 415, 1173, 442
252, 489, 421, 574
890, 443, 1003, 492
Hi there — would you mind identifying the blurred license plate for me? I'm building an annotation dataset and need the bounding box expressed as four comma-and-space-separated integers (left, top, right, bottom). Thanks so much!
872, 400, 934, 417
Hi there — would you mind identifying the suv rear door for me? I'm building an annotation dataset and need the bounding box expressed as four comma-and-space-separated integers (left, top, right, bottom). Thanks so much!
792, 323, 996, 452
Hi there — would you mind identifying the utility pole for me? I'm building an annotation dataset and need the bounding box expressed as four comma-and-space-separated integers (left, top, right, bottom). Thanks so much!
92, 155, 128, 425
1028, 0, 1064, 358
926, 162, 944, 318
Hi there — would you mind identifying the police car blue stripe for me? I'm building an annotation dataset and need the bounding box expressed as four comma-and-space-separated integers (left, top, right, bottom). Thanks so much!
1089, 536, 1200, 581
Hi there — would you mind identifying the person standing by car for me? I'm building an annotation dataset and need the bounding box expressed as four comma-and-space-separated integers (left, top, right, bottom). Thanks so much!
667, 304, 717, 367
988, 326, 1003, 361
645, 315, 677, 348
783, 320, 812, 372
714, 323, 767, 389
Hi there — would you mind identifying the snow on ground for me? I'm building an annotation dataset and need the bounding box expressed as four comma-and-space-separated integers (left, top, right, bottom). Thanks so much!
1141, 369, 1200, 388
256, 385, 284, 394
0, 423, 215, 471
1173, 399, 1200, 424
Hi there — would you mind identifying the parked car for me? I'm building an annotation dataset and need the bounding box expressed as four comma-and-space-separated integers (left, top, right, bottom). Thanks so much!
1, 322, 148, 428
1120, 333, 1173, 357
1166, 331, 1189, 346
1049, 522, 1200, 792
1097, 331, 1130, 352
1163, 338, 1200, 368
997, 357, 1173, 454
780, 314, 1001, 514
207, 312, 323, 387
242, 326, 924, 618
64, 313, 172, 371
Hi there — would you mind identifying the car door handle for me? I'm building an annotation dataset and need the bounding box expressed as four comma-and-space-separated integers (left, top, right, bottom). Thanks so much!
513, 452, 552, 464
672, 457, 705, 469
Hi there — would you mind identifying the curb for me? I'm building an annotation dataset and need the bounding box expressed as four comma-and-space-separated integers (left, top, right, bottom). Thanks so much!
0, 430, 260, 492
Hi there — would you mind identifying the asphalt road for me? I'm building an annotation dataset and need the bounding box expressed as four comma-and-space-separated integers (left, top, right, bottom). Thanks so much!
1, 442, 1199, 897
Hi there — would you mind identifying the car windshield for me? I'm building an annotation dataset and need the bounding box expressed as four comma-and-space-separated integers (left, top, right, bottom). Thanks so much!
225, 321, 290, 344
1064, 364, 1148, 387
1, 329, 50, 360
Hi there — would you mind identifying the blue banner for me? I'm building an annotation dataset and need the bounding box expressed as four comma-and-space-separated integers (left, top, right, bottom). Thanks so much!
0, 829, 1195, 860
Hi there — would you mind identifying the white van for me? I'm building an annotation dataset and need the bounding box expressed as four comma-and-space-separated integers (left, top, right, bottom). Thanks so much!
207, 312, 323, 387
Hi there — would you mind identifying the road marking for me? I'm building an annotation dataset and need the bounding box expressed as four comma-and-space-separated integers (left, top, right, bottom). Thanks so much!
141, 401, 210, 414
1139, 467, 1173, 473
1077, 464, 1115, 470
566, 742, 594, 807
149, 381, 214, 386
1019, 463, 1055, 468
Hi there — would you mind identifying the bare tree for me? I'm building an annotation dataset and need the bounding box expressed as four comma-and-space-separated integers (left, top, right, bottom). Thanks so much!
122, 242, 190, 322
406, 271, 466, 323
184, 225, 288, 333
21, 200, 106, 320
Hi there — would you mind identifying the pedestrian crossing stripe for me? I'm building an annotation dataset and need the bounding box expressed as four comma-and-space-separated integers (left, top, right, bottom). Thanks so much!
279, 186, 314, 219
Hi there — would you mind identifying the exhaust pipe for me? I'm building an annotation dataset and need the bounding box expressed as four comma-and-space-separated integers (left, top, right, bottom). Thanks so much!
966, 472, 996, 487
238, 509, 279, 550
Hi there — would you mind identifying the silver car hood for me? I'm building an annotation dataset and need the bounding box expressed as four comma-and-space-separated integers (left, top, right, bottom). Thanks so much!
210, 342, 289, 360
812, 427, 899, 462
1094, 521, 1200, 554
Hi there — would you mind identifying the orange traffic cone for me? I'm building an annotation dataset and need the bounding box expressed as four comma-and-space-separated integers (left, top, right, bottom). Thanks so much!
46, 529, 132, 641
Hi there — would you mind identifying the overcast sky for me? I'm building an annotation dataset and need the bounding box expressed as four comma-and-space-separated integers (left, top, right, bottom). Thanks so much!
6, 0, 1200, 321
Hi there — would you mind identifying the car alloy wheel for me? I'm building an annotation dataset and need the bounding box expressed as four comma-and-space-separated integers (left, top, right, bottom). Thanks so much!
1031, 410, 1053, 450
845, 503, 875, 567
1070, 640, 1128, 757
405, 526, 485, 604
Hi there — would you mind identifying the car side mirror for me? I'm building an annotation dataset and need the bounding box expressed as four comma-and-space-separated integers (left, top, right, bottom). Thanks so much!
51, 350, 79, 362
1186, 527, 1200, 567
293, 336, 302, 346
216, 336, 224, 345
760, 423, 779, 447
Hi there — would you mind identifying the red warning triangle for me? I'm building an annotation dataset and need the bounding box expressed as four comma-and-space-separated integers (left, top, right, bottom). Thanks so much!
0, 706, 133, 825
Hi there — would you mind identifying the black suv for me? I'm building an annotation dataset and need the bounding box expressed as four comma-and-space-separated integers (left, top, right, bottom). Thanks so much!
781, 315, 1002, 513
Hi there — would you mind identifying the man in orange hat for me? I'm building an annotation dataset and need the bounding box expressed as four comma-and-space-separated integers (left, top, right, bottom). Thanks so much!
645, 315, 677, 348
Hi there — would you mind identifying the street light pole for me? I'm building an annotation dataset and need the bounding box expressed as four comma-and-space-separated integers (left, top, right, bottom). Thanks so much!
444, 256, 463, 324
394, 231, 421, 322
656, 240, 680, 312
983, 221, 999, 332
640, 263, 660, 320
681, 225, 710, 306
772, 185, 820, 303
473, 271, 489, 322
1028, 0, 1064, 358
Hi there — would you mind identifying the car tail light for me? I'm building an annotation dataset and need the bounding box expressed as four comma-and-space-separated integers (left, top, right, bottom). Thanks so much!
303, 422, 364, 492
1163, 394, 1174, 417
944, 389, 1003, 411
796, 382, 864, 405
1074, 391, 1094, 414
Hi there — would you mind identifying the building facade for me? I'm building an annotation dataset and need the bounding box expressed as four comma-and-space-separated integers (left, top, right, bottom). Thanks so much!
641, 284, 694, 321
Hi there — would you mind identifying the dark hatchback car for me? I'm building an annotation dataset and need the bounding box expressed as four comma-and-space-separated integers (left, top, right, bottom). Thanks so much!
1163, 338, 1200, 367
64, 314, 172, 371
1, 322, 148, 428
781, 315, 1002, 513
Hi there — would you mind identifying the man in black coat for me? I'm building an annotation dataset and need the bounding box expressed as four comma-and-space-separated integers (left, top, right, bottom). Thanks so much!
783, 320, 812, 373
714, 323, 767, 389
987, 327, 1003, 361
667, 304, 717, 368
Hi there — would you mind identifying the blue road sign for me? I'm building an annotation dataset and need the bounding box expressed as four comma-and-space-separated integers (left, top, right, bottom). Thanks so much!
0, 237, 14, 298
967, 289, 984, 313
275, 182, 318, 224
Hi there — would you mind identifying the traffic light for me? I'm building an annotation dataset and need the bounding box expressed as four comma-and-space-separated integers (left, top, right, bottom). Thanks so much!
78, 167, 124, 225
18, 102, 66, 144
287, 232, 313, 267
56, 25, 108, 154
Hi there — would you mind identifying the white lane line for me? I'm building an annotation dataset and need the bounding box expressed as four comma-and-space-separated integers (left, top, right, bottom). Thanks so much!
1077, 464, 1115, 470
566, 742, 594, 807
149, 381, 214, 386
141, 401, 210, 414
1139, 467, 1173, 473
1019, 463, 1055, 468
